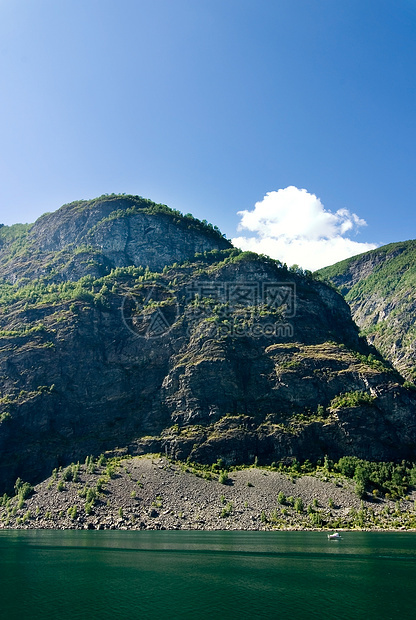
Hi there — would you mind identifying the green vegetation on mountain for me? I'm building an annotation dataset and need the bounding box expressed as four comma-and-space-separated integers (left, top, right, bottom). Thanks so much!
0, 193, 231, 286
317, 239, 416, 380
0, 194, 415, 497
82, 193, 227, 241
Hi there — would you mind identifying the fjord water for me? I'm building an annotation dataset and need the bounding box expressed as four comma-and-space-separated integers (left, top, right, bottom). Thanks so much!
0, 531, 415, 620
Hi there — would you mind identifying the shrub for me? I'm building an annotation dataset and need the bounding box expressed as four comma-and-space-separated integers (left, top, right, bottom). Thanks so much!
277, 491, 286, 505
14, 478, 33, 500
106, 464, 117, 479
330, 391, 375, 409
96, 477, 107, 492
336, 456, 360, 478
220, 502, 233, 518
62, 466, 73, 481
85, 488, 97, 504
355, 480, 366, 499
218, 471, 229, 485
71, 463, 80, 482
310, 511, 322, 526
211, 458, 225, 472
86, 455, 96, 474
67, 506, 77, 520
294, 497, 304, 513
269, 509, 279, 523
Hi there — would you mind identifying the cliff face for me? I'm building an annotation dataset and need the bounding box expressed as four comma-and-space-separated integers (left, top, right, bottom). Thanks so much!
0, 195, 231, 283
317, 241, 416, 381
0, 197, 415, 493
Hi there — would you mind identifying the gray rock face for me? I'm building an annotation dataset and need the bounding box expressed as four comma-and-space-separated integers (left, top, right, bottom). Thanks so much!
29, 199, 128, 252
0, 198, 416, 494
0, 248, 415, 494
89, 212, 228, 271
0, 195, 231, 282
317, 240, 416, 381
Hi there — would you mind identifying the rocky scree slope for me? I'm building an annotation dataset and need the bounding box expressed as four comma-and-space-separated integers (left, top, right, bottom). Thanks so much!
317, 240, 416, 381
0, 197, 415, 494
5, 455, 416, 531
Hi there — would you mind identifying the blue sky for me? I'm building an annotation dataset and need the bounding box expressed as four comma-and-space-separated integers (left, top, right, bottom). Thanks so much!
1, 0, 415, 268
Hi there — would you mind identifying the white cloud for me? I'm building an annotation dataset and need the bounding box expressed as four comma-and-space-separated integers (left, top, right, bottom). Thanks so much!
232, 186, 378, 270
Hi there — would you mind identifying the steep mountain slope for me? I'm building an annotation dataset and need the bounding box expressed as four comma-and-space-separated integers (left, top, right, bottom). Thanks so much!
317, 240, 416, 381
0, 194, 231, 283
0, 197, 415, 494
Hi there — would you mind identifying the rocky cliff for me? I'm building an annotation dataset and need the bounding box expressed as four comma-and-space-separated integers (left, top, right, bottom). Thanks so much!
317, 240, 416, 381
0, 197, 415, 494
0, 194, 231, 283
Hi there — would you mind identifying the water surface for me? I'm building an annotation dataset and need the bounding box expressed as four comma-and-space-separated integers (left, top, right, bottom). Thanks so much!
0, 530, 415, 619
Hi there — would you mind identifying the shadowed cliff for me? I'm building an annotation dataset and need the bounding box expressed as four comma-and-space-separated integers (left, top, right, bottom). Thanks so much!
0, 196, 415, 493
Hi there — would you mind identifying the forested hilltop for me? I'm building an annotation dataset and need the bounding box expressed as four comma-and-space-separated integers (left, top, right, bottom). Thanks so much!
317, 240, 416, 381
0, 193, 230, 283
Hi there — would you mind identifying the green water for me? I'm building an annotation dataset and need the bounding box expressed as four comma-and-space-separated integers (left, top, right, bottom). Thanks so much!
0, 530, 415, 620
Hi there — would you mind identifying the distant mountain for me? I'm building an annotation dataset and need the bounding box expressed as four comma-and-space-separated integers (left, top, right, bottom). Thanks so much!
317, 240, 416, 382
0, 196, 415, 494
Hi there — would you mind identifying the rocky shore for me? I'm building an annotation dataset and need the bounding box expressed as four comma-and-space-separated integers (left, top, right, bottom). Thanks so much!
2, 455, 416, 531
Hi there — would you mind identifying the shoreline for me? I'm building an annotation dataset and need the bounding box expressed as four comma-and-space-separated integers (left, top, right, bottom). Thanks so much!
2, 455, 416, 532
1, 527, 416, 533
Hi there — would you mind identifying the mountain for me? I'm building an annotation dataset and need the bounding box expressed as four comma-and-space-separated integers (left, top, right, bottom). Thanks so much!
0, 194, 231, 282
0, 196, 415, 494
317, 240, 416, 382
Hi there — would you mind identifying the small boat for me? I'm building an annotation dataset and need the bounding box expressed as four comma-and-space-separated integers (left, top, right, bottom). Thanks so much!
328, 532, 341, 540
